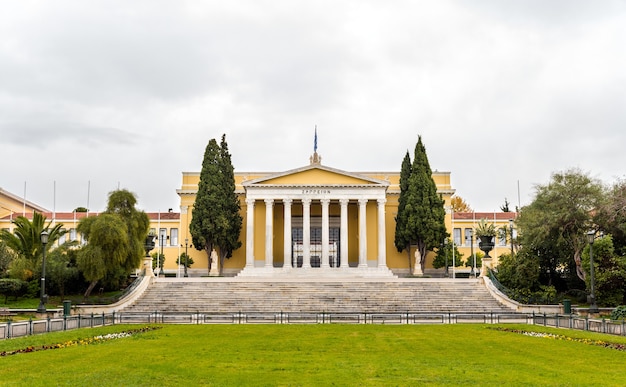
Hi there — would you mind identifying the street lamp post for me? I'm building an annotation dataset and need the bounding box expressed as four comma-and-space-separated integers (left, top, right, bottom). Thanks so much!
184, 238, 189, 278
509, 219, 515, 257
586, 230, 599, 314
469, 230, 475, 278
443, 239, 449, 277
159, 234, 168, 277
37, 230, 49, 314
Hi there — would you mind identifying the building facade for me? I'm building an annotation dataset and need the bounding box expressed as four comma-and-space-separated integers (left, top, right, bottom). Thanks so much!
1, 154, 516, 277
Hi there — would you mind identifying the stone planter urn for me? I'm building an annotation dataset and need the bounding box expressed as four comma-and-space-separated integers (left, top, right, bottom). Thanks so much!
143, 234, 157, 276
477, 235, 495, 258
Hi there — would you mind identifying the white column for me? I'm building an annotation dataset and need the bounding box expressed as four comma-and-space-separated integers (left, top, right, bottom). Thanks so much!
321, 199, 330, 268
302, 198, 312, 269
340, 199, 349, 269
283, 199, 293, 269
377, 198, 387, 269
245, 198, 255, 268
264, 199, 274, 268
358, 198, 368, 268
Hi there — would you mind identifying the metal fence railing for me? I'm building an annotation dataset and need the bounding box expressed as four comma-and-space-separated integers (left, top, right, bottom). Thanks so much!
3, 311, 625, 340
532, 312, 626, 336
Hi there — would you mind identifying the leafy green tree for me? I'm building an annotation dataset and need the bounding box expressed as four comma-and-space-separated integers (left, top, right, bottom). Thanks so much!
394, 151, 413, 271
0, 278, 28, 303
177, 252, 194, 268
76, 190, 149, 298
464, 250, 483, 271
495, 250, 541, 297
516, 169, 603, 289
0, 212, 65, 264
432, 238, 464, 269
46, 245, 81, 299
582, 235, 626, 306
190, 135, 242, 275
151, 252, 165, 272
595, 179, 626, 256
400, 136, 448, 269
0, 241, 16, 278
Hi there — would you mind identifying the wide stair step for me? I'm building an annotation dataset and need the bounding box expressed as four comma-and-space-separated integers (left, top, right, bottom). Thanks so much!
121, 279, 514, 314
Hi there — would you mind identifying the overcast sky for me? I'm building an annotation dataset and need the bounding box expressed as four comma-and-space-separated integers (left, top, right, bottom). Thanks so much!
2, 1, 625, 214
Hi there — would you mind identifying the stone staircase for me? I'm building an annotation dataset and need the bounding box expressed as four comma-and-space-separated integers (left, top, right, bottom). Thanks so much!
121, 278, 514, 314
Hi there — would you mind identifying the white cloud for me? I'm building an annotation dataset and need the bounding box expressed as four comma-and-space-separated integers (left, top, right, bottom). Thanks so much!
1, 0, 625, 213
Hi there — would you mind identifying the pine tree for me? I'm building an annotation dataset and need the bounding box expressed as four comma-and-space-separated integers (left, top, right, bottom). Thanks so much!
403, 136, 448, 269
394, 151, 413, 271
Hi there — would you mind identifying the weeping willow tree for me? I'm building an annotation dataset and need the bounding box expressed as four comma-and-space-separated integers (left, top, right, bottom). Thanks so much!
77, 190, 149, 298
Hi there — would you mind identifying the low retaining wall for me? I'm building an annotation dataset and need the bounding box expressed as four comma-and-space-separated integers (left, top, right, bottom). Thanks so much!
75, 275, 153, 315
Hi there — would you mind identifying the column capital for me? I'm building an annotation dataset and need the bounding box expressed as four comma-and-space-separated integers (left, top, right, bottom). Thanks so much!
283, 198, 293, 205
302, 198, 312, 205
339, 198, 350, 206
377, 198, 387, 205
320, 198, 331, 205
264, 198, 274, 205
246, 198, 255, 206
358, 198, 368, 205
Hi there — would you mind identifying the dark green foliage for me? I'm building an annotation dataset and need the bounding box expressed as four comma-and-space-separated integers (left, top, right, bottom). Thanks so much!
464, 250, 483, 270
611, 305, 626, 320
0, 278, 28, 303
190, 134, 243, 274
582, 236, 626, 306
595, 180, 626, 256
496, 251, 541, 293
177, 252, 194, 268
432, 238, 464, 269
0, 241, 16, 278
400, 136, 448, 268
46, 247, 81, 299
151, 252, 165, 271
394, 151, 413, 270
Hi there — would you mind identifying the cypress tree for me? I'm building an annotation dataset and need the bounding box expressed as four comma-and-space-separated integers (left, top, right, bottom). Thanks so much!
394, 151, 413, 271
403, 136, 448, 270
216, 134, 242, 274
190, 135, 243, 274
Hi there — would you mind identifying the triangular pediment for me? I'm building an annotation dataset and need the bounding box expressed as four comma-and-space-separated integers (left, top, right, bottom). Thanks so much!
242, 164, 389, 187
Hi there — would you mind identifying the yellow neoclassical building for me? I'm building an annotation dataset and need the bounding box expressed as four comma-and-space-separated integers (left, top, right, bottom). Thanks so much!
1, 153, 516, 277
177, 152, 459, 277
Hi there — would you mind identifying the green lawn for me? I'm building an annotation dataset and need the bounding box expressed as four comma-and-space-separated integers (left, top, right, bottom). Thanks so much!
1, 324, 626, 386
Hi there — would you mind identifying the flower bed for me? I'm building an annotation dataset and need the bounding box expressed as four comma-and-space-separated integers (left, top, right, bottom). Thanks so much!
0, 326, 160, 357
491, 327, 626, 351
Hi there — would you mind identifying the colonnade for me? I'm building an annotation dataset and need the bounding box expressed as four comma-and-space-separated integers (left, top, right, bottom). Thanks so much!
244, 197, 387, 272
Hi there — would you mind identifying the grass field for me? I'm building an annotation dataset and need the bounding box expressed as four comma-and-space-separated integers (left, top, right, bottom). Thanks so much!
1, 324, 626, 386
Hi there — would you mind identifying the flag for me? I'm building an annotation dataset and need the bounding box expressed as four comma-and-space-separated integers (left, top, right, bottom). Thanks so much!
314, 126, 318, 153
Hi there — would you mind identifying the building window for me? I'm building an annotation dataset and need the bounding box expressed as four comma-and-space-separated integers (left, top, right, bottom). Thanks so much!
170, 228, 178, 246
159, 228, 168, 247
70, 228, 77, 241
453, 228, 461, 246
58, 228, 66, 245
498, 227, 507, 246
464, 228, 473, 246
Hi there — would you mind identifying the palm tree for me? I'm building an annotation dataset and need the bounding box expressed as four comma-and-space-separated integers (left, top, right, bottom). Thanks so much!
0, 212, 65, 262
